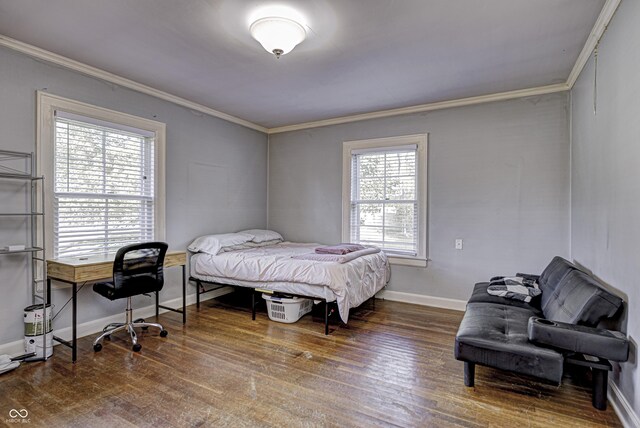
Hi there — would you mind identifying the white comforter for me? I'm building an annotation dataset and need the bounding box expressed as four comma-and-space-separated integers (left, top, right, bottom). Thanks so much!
191, 242, 390, 323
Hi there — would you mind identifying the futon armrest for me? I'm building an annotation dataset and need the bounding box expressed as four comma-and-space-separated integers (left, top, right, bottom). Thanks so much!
528, 317, 629, 362
516, 273, 541, 282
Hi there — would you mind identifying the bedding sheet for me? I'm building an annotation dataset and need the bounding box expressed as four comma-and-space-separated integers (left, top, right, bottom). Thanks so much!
188, 274, 337, 302
291, 247, 380, 263
190, 242, 390, 323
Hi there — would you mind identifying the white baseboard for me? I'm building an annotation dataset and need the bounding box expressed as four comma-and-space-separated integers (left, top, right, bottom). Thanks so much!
376, 290, 466, 311
609, 380, 640, 428
0, 287, 234, 357
0, 339, 24, 357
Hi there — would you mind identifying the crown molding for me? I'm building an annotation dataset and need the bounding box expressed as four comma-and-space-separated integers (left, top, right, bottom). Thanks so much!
0, 34, 268, 133
566, 0, 621, 89
0, 0, 620, 135
267, 83, 570, 134
268, 0, 620, 135
267, 0, 619, 134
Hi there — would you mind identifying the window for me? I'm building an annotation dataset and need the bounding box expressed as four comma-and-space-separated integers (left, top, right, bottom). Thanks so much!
38, 93, 165, 258
53, 115, 154, 257
342, 134, 427, 267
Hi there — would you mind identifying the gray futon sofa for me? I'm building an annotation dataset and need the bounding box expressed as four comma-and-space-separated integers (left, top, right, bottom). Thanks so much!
454, 256, 629, 410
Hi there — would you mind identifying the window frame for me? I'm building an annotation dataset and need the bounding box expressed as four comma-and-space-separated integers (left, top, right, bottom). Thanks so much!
342, 134, 428, 267
37, 91, 166, 258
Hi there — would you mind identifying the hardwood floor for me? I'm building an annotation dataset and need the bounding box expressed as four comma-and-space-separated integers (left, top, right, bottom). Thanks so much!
0, 293, 623, 427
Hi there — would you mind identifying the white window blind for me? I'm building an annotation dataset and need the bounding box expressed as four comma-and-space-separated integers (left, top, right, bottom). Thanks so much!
350, 146, 418, 256
53, 114, 155, 258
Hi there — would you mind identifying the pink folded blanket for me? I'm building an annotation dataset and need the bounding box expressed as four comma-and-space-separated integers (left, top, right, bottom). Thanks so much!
293, 247, 380, 263
315, 243, 366, 255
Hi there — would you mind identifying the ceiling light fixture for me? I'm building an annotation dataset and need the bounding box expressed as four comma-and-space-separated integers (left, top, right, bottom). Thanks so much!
250, 16, 306, 59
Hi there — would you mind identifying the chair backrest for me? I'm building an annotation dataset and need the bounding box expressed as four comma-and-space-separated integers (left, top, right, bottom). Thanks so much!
538, 256, 578, 311
542, 269, 623, 327
113, 242, 169, 289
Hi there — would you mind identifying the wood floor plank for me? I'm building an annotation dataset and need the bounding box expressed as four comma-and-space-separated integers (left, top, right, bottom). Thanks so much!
0, 294, 623, 427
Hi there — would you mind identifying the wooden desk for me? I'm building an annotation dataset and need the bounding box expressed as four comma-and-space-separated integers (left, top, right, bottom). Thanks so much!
47, 250, 187, 362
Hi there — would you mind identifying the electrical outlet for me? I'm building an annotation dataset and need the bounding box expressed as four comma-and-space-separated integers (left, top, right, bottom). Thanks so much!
455, 239, 463, 250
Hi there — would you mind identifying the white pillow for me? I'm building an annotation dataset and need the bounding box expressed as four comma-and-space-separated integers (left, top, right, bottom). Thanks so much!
187, 232, 254, 255
239, 229, 283, 243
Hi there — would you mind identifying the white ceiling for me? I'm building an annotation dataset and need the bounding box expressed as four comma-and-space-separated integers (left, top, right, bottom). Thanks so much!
0, 0, 605, 129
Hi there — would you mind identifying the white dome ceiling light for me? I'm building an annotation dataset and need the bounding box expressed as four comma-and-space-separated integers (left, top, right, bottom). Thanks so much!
250, 16, 306, 59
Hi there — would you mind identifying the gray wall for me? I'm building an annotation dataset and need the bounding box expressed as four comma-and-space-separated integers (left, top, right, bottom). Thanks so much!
0, 46, 267, 346
570, 0, 640, 417
268, 93, 570, 301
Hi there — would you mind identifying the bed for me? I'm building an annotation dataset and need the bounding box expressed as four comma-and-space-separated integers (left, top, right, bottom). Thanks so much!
188, 231, 390, 334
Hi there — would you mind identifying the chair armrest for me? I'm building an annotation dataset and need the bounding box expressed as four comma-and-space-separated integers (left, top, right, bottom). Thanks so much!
528, 317, 629, 362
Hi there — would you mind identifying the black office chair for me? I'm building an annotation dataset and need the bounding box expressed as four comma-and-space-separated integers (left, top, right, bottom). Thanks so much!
93, 242, 169, 352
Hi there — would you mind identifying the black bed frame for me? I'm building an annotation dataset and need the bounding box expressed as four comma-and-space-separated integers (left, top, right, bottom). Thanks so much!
190, 277, 376, 335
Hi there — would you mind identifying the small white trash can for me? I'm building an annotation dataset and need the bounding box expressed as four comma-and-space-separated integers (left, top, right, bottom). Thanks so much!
24, 304, 53, 360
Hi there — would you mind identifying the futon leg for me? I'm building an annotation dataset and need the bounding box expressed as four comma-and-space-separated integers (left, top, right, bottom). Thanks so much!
592, 368, 608, 410
464, 362, 475, 387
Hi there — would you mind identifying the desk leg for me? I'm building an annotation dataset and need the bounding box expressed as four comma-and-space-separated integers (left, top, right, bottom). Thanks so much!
156, 262, 188, 323
72, 282, 77, 363
182, 265, 186, 324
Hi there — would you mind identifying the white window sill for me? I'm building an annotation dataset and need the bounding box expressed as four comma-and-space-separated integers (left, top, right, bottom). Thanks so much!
388, 256, 428, 267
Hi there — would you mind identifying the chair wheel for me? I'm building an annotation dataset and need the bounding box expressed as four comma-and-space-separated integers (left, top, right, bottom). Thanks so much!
132, 344, 142, 352
93, 343, 102, 352
160, 330, 168, 338
141, 326, 149, 331
104, 335, 111, 341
